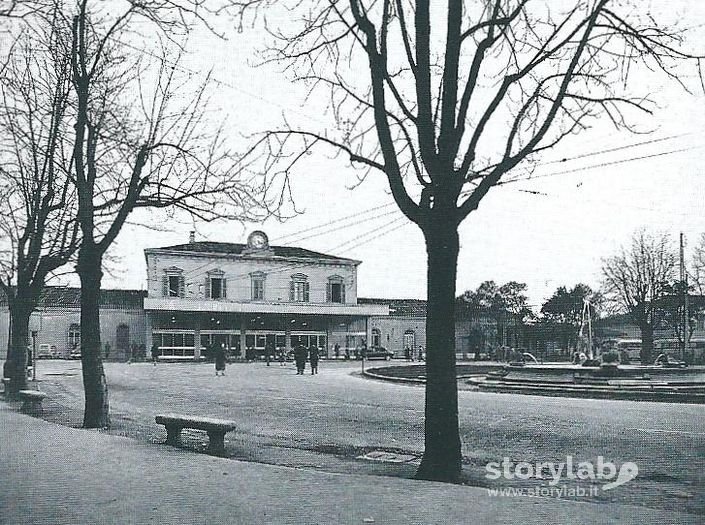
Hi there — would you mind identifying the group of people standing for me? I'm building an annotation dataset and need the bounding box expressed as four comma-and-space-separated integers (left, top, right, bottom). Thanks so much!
293, 343, 319, 375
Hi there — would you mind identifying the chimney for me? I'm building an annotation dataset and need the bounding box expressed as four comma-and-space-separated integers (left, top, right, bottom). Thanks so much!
189, 231, 195, 244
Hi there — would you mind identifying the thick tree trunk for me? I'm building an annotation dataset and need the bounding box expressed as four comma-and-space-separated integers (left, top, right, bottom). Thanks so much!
640, 323, 654, 365
4, 304, 32, 397
77, 248, 110, 428
415, 222, 462, 482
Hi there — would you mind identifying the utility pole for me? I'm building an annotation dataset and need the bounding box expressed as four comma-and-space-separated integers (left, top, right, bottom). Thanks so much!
680, 233, 689, 362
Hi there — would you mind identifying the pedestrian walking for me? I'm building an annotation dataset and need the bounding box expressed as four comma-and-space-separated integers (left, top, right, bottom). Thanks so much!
344, 346, 350, 360
150, 343, 160, 366
278, 347, 286, 366
265, 340, 274, 366
334, 343, 340, 360
294, 343, 307, 374
309, 344, 319, 375
214, 343, 227, 376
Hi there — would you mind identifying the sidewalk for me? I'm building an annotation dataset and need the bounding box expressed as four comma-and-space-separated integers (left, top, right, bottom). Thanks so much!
0, 404, 697, 525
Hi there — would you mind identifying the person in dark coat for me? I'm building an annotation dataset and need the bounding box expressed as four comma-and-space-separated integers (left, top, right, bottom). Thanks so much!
150, 343, 160, 366
309, 344, 319, 375
294, 343, 307, 375
265, 341, 274, 366
213, 343, 227, 376
278, 347, 286, 366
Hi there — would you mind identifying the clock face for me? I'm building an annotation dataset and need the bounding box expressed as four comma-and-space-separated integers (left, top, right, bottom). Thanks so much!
248, 231, 268, 249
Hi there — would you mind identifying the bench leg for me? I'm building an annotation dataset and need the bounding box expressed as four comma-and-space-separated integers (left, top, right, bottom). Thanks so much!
207, 431, 225, 454
165, 425, 182, 446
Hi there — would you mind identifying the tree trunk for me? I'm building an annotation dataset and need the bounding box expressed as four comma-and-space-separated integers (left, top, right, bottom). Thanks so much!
4, 303, 32, 397
415, 221, 462, 483
640, 323, 654, 365
77, 247, 110, 428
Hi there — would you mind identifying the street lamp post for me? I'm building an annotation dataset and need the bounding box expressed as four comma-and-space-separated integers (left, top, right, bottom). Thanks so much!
31, 330, 38, 383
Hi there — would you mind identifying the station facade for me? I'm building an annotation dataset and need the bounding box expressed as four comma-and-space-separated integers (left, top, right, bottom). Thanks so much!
143, 231, 388, 359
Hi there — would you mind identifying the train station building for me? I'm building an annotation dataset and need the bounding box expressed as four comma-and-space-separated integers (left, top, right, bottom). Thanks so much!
142, 230, 388, 359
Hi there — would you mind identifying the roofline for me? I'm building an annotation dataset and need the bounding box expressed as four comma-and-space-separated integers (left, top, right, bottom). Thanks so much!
144, 247, 362, 266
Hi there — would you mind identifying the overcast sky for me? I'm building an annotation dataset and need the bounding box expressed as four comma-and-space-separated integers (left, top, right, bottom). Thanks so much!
90, 1, 705, 310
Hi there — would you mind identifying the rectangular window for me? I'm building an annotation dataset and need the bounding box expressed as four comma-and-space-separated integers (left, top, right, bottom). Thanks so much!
168, 276, 180, 297
245, 334, 256, 348
330, 282, 344, 303
252, 278, 264, 300
292, 281, 309, 302
210, 278, 224, 299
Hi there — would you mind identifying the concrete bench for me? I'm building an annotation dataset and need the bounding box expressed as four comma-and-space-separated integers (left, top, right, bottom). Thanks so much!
155, 414, 237, 454
18, 390, 47, 412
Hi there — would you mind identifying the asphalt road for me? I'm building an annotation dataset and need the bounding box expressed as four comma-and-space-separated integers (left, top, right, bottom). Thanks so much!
19, 359, 705, 516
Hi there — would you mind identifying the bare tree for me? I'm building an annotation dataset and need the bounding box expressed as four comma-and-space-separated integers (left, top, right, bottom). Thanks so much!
229, 1, 702, 481
602, 230, 677, 364
690, 233, 705, 295
64, 0, 285, 428
0, 19, 79, 396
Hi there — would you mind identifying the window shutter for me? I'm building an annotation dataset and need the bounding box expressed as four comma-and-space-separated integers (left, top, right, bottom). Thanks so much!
341, 284, 346, 303
162, 276, 169, 297
304, 282, 310, 302
222, 279, 227, 299
178, 276, 185, 298
205, 277, 211, 299
326, 282, 331, 303
289, 281, 295, 301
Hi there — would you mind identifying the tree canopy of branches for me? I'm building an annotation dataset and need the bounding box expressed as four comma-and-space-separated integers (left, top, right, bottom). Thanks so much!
0, 19, 79, 395
231, 0, 703, 482
540, 284, 600, 352
658, 279, 700, 361
690, 234, 705, 296
458, 280, 531, 347
6, 0, 288, 428
602, 230, 677, 364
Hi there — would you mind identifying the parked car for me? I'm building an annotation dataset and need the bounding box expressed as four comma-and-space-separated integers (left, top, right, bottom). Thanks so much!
37, 344, 59, 359
361, 346, 394, 360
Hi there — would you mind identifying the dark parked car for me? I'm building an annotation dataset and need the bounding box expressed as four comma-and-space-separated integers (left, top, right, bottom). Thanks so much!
361, 346, 394, 360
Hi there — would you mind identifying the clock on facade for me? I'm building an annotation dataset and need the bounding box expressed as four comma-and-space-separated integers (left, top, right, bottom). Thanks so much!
247, 231, 269, 250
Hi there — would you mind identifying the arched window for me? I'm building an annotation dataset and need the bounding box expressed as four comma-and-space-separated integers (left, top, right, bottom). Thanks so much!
116, 324, 130, 351
404, 330, 416, 352
371, 328, 381, 348
68, 323, 80, 348
327, 275, 346, 304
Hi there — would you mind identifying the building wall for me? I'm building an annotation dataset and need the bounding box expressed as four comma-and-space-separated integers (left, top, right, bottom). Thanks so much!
369, 316, 426, 357
146, 252, 358, 304
0, 306, 146, 361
